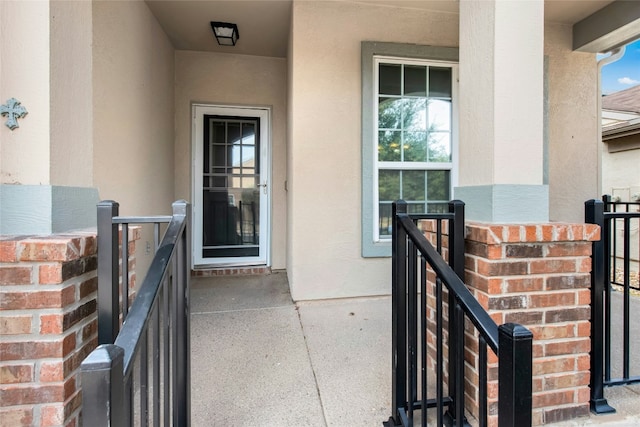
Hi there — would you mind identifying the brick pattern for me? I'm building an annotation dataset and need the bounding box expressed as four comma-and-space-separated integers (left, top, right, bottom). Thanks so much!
0, 234, 98, 427
462, 223, 599, 426
1, 226, 139, 427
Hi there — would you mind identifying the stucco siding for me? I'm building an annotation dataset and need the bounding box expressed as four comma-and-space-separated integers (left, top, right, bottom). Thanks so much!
93, 0, 175, 272
545, 23, 599, 223
288, 0, 458, 300
50, 0, 93, 187
174, 51, 288, 270
0, 0, 51, 185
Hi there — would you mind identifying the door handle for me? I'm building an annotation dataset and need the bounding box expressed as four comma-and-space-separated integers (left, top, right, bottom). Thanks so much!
257, 182, 267, 195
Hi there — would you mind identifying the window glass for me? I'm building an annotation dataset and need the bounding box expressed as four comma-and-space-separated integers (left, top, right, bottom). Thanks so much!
379, 64, 402, 95
403, 170, 426, 201
427, 170, 450, 200
378, 170, 400, 201
379, 98, 403, 130
404, 99, 427, 130
428, 100, 451, 131
428, 67, 452, 97
374, 59, 455, 241
404, 65, 426, 96
403, 131, 427, 162
428, 133, 451, 162
378, 130, 402, 162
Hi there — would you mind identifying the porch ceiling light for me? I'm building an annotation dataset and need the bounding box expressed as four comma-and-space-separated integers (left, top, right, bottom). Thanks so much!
211, 21, 239, 46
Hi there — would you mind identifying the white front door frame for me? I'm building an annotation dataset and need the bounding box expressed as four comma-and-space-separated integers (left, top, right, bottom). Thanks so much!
192, 103, 271, 268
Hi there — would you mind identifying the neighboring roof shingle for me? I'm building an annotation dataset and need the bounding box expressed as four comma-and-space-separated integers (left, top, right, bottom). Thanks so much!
602, 85, 640, 114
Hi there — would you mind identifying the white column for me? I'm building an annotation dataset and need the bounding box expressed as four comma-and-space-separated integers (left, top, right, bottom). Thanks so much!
456, 0, 547, 222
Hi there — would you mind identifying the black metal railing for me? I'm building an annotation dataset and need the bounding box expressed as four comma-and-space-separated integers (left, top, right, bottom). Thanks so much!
586, 197, 640, 414
81, 200, 191, 426
385, 200, 533, 427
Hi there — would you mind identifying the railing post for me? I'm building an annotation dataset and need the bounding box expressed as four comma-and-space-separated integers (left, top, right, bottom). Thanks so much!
81, 344, 125, 427
585, 199, 616, 414
446, 200, 464, 425
448, 200, 465, 279
173, 201, 191, 427
390, 200, 408, 424
498, 323, 533, 427
98, 201, 120, 345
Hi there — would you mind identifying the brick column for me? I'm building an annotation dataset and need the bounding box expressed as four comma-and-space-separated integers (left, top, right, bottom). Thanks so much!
0, 234, 97, 427
464, 222, 600, 425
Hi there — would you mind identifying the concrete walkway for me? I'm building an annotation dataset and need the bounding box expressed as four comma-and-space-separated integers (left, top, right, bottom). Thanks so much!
190, 273, 640, 427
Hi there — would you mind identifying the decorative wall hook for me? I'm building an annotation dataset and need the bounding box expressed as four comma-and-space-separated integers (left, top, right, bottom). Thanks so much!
1, 98, 28, 130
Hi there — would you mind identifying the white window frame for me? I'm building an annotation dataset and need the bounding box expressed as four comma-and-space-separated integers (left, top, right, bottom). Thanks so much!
361, 43, 459, 257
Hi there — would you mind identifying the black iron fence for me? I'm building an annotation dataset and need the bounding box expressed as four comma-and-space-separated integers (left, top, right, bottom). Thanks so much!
81, 200, 191, 426
385, 200, 533, 427
586, 197, 640, 414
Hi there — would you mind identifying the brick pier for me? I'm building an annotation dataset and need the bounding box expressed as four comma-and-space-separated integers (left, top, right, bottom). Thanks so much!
464, 222, 600, 425
0, 229, 138, 427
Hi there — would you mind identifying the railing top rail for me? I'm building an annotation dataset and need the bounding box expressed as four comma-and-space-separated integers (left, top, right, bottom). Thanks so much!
603, 211, 640, 219
113, 215, 173, 224
406, 212, 455, 221
113, 202, 188, 376
397, 213, 500, 351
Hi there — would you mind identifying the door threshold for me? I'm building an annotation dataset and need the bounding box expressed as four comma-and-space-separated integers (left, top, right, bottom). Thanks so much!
191, 266, 271, 277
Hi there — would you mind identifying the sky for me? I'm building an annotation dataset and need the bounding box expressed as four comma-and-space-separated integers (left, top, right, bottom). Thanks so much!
600, 38, 640, 95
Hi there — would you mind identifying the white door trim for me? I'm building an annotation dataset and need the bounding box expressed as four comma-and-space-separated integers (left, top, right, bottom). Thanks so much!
192, 103, 271, 268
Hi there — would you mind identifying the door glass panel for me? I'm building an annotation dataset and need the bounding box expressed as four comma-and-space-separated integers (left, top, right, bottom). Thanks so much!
202, 116, 260, 258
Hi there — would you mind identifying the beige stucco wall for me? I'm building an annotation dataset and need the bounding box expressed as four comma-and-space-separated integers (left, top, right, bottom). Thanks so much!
50, 0, 93, 187
174, 50, 288, 270
288, 0, 458, 300
1, 0, 92, 187
545, 23, 599, 223
93, 0, 175, 272
1, 0, 51, 185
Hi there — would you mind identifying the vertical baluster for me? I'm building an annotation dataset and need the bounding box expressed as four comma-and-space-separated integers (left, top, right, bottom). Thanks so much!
420, 256, 427, 427
436, 275, 444, 427
408, 240, 417, 422
163, 273, 170, 427
604, 212, 612, 383
153, 301, 160, 426
154, 222, 161, 250
122, 224, 129, 319
454, 304, 464, 427
171, 255, 179, 426
126, 373, 133, 426
141, 328, 149, 427
623, 217, 631, 380
479, 336, 487, 427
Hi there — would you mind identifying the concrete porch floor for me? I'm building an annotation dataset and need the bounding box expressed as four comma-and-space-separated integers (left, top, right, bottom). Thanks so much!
190, 272, 640, 427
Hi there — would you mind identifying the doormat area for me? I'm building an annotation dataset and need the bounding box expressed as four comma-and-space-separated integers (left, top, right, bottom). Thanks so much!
191, 266, 271, 277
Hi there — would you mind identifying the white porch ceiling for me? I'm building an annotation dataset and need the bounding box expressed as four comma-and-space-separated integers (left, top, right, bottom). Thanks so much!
144, 0, 615, 58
